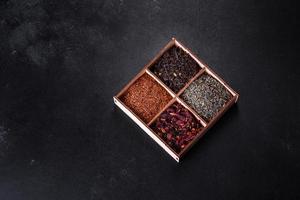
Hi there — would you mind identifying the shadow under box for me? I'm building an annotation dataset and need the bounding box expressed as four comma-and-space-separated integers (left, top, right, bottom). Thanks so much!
114, 38, 239, 162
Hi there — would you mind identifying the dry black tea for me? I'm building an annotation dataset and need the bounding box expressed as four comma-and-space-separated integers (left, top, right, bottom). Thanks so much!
120, 73, 172, 123
180, 73, 233, 121
151, 102, 202, 153
150, 46, 200, 93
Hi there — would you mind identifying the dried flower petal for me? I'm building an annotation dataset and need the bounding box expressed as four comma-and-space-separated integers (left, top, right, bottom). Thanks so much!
151, 102, 203, 153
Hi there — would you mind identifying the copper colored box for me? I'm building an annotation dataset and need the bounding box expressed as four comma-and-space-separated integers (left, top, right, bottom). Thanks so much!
113, 38, 239, 162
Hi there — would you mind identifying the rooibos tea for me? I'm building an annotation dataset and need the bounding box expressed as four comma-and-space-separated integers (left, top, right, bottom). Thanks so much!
120, 73, 172, 123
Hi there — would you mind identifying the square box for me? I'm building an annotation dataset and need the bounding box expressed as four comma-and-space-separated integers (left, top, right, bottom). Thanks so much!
113, 38, 239, 162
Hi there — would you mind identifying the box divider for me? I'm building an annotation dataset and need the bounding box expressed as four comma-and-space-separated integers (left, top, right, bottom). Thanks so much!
176, 67, 206, 97
176, 97, 207, 127
175, 38, 239, 99
147, 98, 177, 126
145, 69, 176, 97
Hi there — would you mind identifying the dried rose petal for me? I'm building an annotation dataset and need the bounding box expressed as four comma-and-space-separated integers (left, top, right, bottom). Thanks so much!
151, 102, 203, 153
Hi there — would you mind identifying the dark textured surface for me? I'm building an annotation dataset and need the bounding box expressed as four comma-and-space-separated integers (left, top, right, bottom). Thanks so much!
0, 0, 299, 199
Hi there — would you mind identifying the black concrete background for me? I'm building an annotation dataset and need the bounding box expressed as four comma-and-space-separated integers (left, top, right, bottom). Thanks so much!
0, 0, 299, 199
